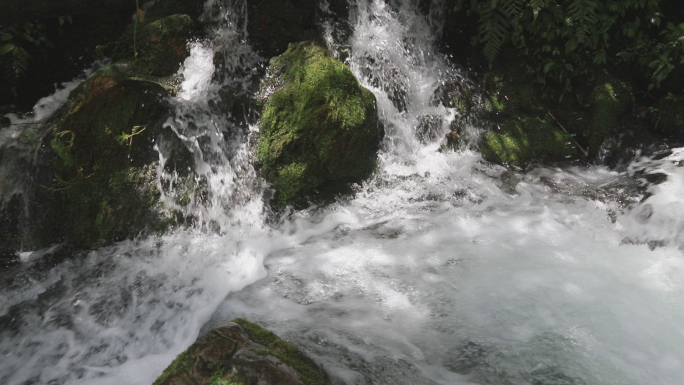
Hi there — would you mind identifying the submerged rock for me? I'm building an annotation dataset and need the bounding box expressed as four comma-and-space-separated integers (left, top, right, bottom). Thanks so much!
256, 42, 381, 204
153, 318, 327, 385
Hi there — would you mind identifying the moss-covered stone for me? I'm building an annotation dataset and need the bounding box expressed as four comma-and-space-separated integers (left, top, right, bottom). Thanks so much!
35, 65, 191, 249
480, 117, 577, 165
651, 94, 684, 136
584, 73, 633, 156
114, 14, 199, 77
256, 42, 381, 204
153, 319, 327, 385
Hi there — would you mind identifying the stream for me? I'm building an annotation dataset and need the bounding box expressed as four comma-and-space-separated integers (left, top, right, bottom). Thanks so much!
2, 0, 684, 384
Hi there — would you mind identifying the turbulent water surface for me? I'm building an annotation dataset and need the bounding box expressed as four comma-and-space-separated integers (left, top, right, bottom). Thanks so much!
2, 1, 684, 384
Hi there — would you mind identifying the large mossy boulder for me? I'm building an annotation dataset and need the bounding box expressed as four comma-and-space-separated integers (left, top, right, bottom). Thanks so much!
480, 117, 577, 165
153, 319, 327, 385
256, 42, 381, 204
26, 8, 205, 251
36, 62, 191, 250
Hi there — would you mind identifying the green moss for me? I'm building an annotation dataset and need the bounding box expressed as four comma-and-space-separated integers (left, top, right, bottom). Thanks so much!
39, 72, 180, 250
231, 318, 326, 385
257, 42, 380, 204
481, 117, 577, 165
152, 349, 194, 385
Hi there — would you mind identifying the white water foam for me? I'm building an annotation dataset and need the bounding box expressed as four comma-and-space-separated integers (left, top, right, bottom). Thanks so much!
202, 1, 684, 384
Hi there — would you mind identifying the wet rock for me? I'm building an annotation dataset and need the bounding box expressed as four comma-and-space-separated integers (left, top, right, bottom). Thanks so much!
153, 319, 327, 385
36, 64, 191, 250
480, 116, 577, 165
415, 114, 444, 143
431, 79, 474, 117
256, 42, 381, 204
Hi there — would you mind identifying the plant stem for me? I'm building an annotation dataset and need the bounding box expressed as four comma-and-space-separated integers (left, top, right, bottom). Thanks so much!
547, 110, 588, 157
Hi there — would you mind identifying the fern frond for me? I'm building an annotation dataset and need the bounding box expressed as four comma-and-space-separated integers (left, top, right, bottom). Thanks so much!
567, 0, 597, 45
529, 0, 548, 20
479, 7, 510, 64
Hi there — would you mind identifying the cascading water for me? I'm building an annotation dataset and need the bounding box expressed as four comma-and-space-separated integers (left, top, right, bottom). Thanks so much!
2, 0, 684, 384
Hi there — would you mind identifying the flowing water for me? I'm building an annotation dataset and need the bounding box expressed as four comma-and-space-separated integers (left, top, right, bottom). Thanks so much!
2, 1, 684, 384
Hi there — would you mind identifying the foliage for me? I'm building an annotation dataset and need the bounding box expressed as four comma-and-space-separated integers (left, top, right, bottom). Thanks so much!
0, 21, 53, 96
453, 0, 684, 92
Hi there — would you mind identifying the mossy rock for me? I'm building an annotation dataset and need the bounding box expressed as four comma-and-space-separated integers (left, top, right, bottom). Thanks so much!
153, 319, 327, 385
584, 73, 633, 156
36, 68, 191, 249
480, 117, 577, 165
651, 94, 684, 137
247, 0, 319, 57
114, 14, 199, 77
256, 42, 381, 204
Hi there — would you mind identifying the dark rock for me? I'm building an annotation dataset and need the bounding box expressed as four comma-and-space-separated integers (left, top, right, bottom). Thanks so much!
431, 79, 474, 117
416, 114, 445, 144
256, 42, 381, 204
153, 319, 327, 385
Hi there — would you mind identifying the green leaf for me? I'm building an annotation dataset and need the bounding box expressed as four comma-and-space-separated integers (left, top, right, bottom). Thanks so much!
543, 61, 554, 74
0, 43, 15, 56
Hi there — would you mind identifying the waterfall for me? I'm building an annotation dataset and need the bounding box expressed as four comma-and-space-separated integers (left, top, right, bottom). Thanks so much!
2, 0, 684, 384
